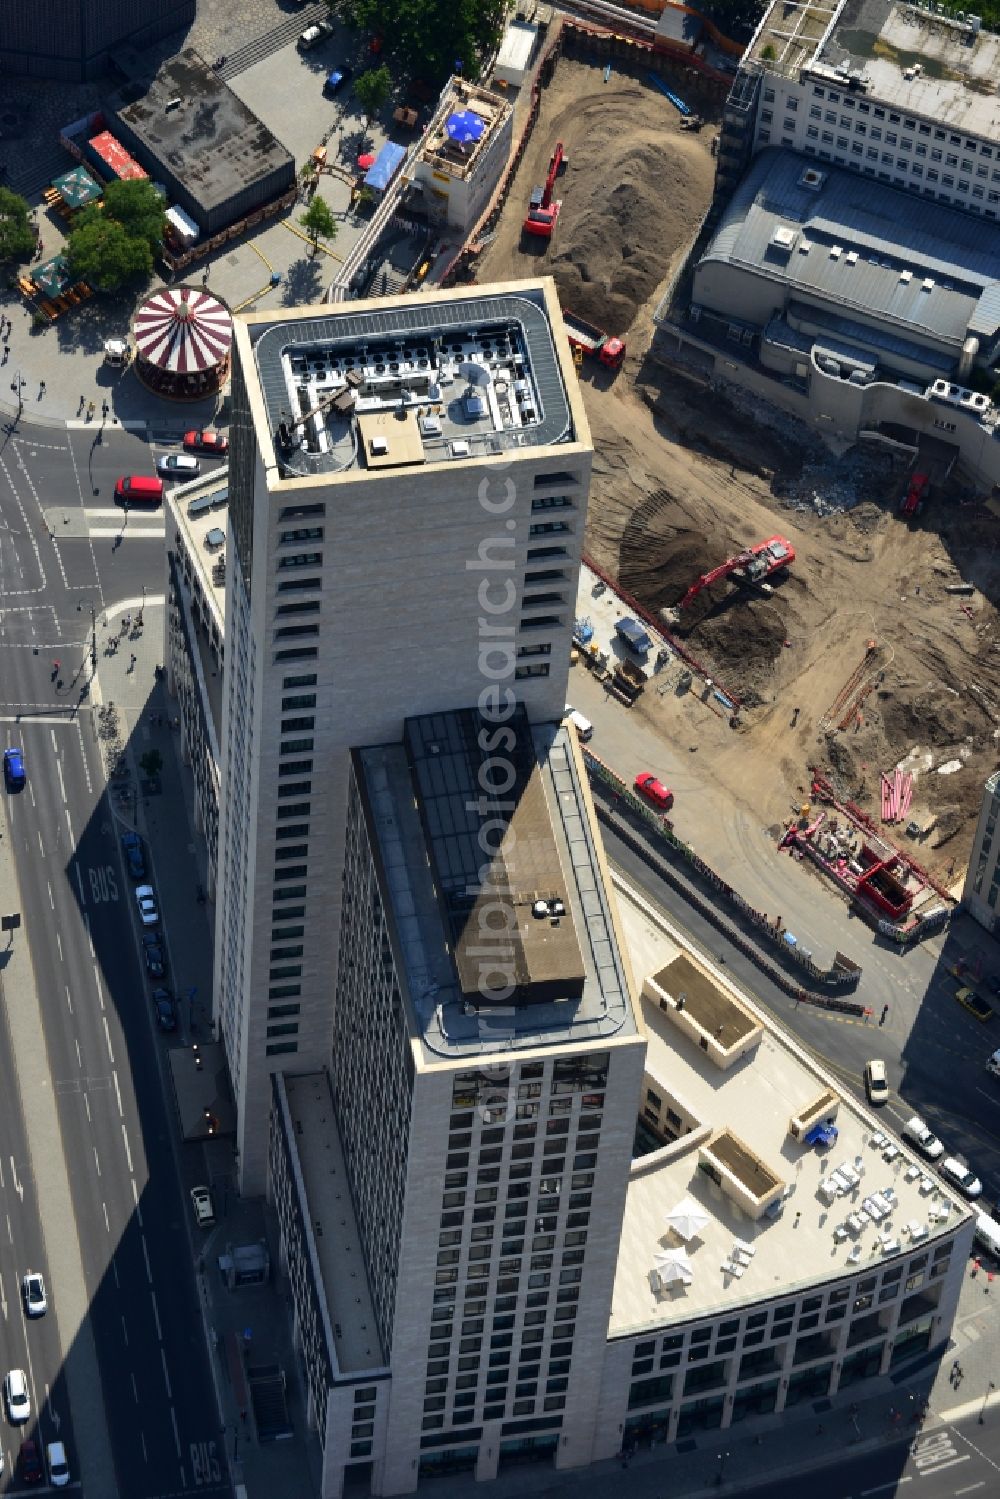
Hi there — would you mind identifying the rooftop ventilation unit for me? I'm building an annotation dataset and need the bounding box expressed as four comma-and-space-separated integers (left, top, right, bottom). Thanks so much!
846, 251, 859, 265
799, 166, 826, 191
899, 269, 913, 283
921, 278, 935, 291
829, 245, 842, 260
770, 224, 797, 256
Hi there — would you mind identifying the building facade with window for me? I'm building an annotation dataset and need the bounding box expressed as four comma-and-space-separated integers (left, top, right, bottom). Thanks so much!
715, 0, 1000, 223
215, 281, 593, 1192
1, 0, 195, 80
962, 769, 1000, 929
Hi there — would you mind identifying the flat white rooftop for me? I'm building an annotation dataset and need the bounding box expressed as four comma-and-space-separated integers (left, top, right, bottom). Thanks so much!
608, 877, 971, 1334
752, 0, 1000, 142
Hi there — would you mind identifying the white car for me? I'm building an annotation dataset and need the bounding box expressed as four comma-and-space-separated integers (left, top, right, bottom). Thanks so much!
939, 1156, 983, 1200
156, 453, 200, 479
298, 18, 333, 49
135, 884, 159, 927
4, 1368, 30, 1423
190, 1185, 216, 1228
21, 1271, 46, 1318
47, 1440, 70, 1487
864, 1059, 889, 1106
901, 1115, 944, 1160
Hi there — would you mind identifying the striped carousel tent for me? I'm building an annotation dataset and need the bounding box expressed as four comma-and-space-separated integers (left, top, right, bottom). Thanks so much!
131, 285, 233, 400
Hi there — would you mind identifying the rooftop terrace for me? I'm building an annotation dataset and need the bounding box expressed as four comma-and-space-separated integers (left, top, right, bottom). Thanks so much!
609, 877, 971, 1334
246, 286, 575, 480
419, 77, 512, 182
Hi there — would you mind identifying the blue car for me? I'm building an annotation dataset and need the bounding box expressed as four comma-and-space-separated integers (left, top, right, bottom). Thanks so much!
3, 747, 25, 790
121, 831, 146, 880
324, 66, 351, 94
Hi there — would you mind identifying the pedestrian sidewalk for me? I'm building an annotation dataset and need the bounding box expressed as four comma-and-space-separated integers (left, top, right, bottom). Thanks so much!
93, 597, 322, 1499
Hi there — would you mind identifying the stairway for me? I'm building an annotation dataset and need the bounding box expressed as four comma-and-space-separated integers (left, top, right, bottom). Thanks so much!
247, 1362, 293, 1441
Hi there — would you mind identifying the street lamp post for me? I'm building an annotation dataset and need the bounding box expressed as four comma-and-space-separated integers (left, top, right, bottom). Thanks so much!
979, 1380, 995, 1424
716, 1449, 730, 1486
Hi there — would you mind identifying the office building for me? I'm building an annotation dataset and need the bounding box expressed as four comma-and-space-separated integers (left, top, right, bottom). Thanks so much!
716, 0, 1000, 221
215, 281, 592, 1192
1, 0, 194, 80
962, 768, 1000, 929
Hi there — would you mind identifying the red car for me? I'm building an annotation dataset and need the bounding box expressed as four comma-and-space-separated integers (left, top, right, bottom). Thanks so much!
183, 429, 228, 455
634, 772, 673, 811
18, 1439, 43, 1483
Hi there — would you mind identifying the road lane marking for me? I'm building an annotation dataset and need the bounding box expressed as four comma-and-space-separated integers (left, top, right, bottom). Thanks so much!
142, 1235, 152, 1284
102, 1014, 113, 1062
161, 1348, 173, 1400
47, 880, 54, 910
93, 1146, 100, 1177
5, 1215, 10, 1244
132, 1373, 140, 1404
150, 1290, 161, 1339
74, 865, 85, 905
956, 1484, 986, 1495
74, 1039, 81, 1069
85, 913, 95, 958
56, 756, 66, 802
111, 1256, 119, 1289
64, 807, 73, 842
170, 1405, 182, 1459
102, 1201, 109, 1233
64, 984, 72, 1015
915, 1456, 970, 1474
113, 1070, 123, 1118
83, 1094, 91, 1123
9, 1159, 22, 1201
55, 932, 62, 961
0, 1273, 5, 1319
94, 966, 104, 1010
861, 1485, 909, 1496
36, 829, 43, 855
131, 1178, 142, 1226
140, 1431, 147, 1463
122, 1125, 133, 1176
28, 783, 34, 808
121, 1315, 128, 1345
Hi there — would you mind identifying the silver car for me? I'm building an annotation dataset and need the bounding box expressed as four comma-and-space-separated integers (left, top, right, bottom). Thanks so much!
135, 884, 159, 927
157, 453, 200, 479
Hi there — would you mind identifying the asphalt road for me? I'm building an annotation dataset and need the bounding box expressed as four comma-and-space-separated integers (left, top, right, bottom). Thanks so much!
725, 1412, 1000, 1499
0, 415, 229, 1494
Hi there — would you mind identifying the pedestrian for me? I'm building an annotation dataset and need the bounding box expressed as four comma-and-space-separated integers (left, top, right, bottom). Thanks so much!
78, 395, 85, 414
1, 347, 7, 367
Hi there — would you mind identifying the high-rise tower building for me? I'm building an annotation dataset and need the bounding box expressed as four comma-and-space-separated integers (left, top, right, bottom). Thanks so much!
216, 282, 592, 1190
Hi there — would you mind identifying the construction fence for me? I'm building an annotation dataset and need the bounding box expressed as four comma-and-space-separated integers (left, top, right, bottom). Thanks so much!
583, 747, 868, 1013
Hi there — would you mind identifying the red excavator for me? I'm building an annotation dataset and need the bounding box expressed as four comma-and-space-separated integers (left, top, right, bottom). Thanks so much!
678, 536, 795, 610
523, 142, 564, 239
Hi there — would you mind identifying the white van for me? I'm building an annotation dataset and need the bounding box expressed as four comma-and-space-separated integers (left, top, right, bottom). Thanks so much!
974, 1212, 1000, 1260
986, 1048, 1000, 1079
564, 706, 593, 742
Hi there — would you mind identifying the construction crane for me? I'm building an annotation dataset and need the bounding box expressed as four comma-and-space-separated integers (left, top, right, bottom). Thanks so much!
678, 535, 795, 610
523, 142, 564, 239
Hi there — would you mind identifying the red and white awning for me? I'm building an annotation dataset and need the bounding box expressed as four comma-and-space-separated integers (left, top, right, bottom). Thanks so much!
132, 286, 233, 374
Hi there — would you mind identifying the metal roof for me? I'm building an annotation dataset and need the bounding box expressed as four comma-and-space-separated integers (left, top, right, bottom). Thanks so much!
700, 148, 1000, 349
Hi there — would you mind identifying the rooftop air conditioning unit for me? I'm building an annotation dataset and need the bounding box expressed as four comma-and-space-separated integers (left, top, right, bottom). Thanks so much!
799, 167, 826, 190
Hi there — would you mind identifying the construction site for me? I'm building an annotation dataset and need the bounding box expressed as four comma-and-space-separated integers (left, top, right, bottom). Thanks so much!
466, 27, 1000, 891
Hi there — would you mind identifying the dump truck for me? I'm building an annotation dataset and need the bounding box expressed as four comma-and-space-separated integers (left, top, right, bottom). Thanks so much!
562, 309, 626, 371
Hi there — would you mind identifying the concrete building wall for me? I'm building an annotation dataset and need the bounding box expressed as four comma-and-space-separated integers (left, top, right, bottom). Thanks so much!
0, 0, 195, 80
963, 769, 1000, 931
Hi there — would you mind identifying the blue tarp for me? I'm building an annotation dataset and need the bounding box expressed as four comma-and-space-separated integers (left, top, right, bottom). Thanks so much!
803, 1122, 839, 1148
364, 141, 406, 192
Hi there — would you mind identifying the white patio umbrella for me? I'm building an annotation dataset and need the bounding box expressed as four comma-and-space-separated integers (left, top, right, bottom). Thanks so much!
654, 1247, 694, 1285
665, 1196, 710, 1242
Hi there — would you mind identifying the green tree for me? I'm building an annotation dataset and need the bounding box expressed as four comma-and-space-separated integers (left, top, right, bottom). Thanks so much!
101, 178, 166, 255
0, 186, 36, 266
354, 64, 393, 126
346, 0, 506, 82
140, 748, 163, 778
66, 216, 153, 291
300, 196, 337, 255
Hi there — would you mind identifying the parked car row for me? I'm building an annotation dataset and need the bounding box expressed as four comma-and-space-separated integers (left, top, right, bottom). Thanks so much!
122, 833, 179, 1031
863, 1065, 983, 1200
